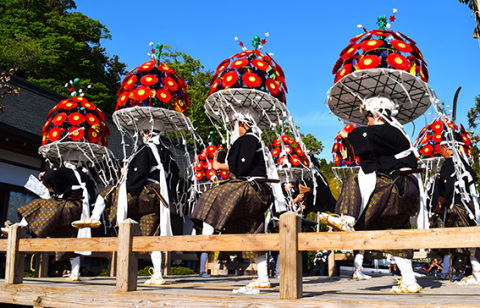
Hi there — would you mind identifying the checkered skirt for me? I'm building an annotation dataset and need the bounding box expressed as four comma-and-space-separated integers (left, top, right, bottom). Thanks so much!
101, 182, 163, 237
17, 197, 82, 239
191, 179, 272, 259
336, 173, 419, 258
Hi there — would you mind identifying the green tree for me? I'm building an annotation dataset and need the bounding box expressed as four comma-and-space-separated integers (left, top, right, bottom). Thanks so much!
158, 47, 219, 147
0, 0, 126, 113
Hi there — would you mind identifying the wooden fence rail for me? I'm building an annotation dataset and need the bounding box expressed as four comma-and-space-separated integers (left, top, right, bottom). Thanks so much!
1, 212, 480, 300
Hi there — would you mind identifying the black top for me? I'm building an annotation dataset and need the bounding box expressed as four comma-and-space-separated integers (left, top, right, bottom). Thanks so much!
438, 156, 477, 207
42, 167, 95, 202
126, 143, 179, 195
348, 122, 417, 174
227, 130, 266, 178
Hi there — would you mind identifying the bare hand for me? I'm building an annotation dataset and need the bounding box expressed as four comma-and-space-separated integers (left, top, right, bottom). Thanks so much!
121, 166, 128, 175
337, 130, 348, 139
212, 161, 221, 171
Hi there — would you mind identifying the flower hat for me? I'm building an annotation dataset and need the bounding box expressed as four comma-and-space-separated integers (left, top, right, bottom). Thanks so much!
113, 43, 194, 133
270, 134, 311, 181
327, 9, 435, 125
116, 43, 189, 113
332, 124, 359, 167
415, 116, 472, 160
204, 34, 289, 129
193, 132, 230, 184
39, 79, 112, 162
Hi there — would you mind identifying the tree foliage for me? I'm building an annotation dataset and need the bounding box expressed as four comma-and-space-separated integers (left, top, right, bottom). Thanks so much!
159, 47, 219, 147
0, 0, 126, 113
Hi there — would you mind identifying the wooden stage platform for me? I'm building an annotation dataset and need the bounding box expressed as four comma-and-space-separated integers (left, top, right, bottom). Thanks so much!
1, 274, 479, 307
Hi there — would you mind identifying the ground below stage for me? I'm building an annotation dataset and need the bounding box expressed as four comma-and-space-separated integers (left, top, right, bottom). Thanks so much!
0, 274, 479, 307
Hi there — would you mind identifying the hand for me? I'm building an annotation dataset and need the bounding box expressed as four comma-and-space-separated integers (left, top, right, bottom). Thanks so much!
212, 161, 221, 171
299, 203, 306, 211
121, 166, 128, 175
38, 172, 44, 181
337, 130, 348, 139
295, 193, 305, 203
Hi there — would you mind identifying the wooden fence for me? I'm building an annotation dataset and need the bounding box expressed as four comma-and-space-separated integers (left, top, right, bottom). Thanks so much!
1, 212, 480, 300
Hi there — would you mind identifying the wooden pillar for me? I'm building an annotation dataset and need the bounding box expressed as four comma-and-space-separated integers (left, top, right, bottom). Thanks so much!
33, 252, 50, 278
162, 252, 171, 276
110, 252, 117, 277
116, 219, 139, 292
5, 224, 26, 285
327, 250, 335, 277
279, 212, 302, 300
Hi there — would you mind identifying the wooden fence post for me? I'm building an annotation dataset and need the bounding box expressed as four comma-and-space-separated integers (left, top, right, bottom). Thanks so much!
5, 224, 26, 285
279, 212, 302, 300
37, 252, 50, 278
328, 250, 335, 277
162, 252, 171, 276
110, 252, 117, 277
116, 219, 139, 292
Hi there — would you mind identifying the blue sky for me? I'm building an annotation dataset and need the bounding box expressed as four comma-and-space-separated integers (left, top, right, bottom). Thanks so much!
74, 0, 479, 161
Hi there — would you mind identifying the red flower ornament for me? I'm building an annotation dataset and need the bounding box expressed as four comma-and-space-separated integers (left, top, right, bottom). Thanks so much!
156, 88, 172, 103
85, 114, 99, 126
230, 59, 249, 69
391, 40, 413, 53
266, 78, 280, 95
387, 53, 410, 71
222, 71, 238, 88
52, 113, 67, 126
140, 74, 159, 86
138, 60, 155, 71
68, 127, 84, 141
164, 77, 179, 91
242, 72, 262, 87
124, 75, 137, 90
48, 127, 62, 142
68, 112, 85, 125
133, 86, 151, 101
360, 39, 383, 51
251, 59, 269, 71
357, 55, 381, 70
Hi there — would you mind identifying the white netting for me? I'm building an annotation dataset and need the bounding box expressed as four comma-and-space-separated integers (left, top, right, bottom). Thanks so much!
327, 68, 436, 125
112, 106, 202, 217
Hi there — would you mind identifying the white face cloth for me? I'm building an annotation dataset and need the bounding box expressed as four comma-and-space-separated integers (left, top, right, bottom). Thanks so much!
230, 121, 240, 145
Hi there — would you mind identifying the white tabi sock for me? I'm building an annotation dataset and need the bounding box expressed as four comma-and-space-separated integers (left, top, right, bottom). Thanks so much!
19, 218, 28, 227
275, 254, 280, 276
70, 256, 80, 276
255, 254, 269, 282
470, 256, 480, 279
90, 195, 105, 221
199, 253, 208, 274
354, 253, 364, 271
150, 251, 162, 277
441, 255, 450, 274
393, 256, 416, 285
200, 223, 214, 274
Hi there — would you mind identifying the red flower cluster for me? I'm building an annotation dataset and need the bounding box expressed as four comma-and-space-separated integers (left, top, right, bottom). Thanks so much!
42, 97, 109, 146
195, 145, 230, 183
116, 60, 190, 114
208, 49, 287, 104
415, 117, 472, 159
332, 124, 359, 166
331, 27, 429, 83
270, 135, 309, 168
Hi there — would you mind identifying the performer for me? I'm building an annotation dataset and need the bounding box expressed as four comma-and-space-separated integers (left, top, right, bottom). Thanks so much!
433, 133, 480, 285
16, 155, 96, 281
102, 119, 179, 285
192, 113, 273, 289
321, 94, 422, 293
